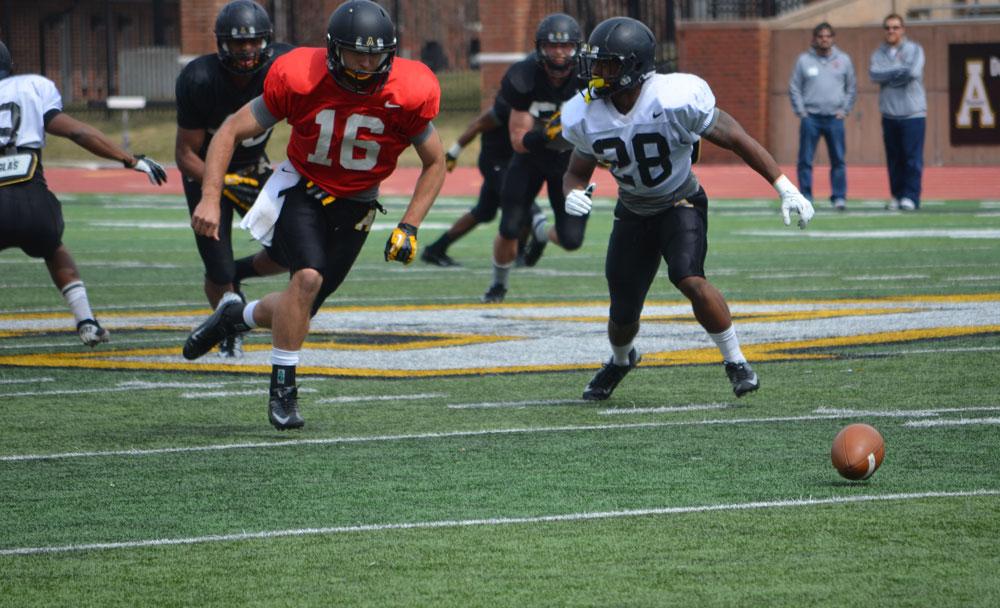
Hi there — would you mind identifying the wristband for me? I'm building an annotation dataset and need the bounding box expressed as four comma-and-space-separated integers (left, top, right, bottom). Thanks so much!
773, 175, 796, 196
447, 143, 462, 158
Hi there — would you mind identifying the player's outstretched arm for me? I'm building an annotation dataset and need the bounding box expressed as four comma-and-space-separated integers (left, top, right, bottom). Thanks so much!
385, 128, 446, 265
703, 109, 814, 228
192, 102, 267, 240
45, 113, 166, 185
446, 108, 500, 172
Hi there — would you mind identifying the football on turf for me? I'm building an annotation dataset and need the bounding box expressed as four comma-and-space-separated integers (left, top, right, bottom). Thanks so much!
831, 423, 885, 480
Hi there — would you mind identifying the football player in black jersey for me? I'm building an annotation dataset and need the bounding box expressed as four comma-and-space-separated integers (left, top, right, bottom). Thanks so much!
174, 0, 292, 357
0, 40, 167, 347
482, 13, 585, 303
420, 94, 542, 268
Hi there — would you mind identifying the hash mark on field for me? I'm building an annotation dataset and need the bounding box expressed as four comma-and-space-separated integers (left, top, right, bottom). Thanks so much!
183, 388, 318, 399
316, 392, 446, 404
904, 417, 1000, 427
600, 403, 732, 415
2, 490, 996, 557
447, 399, 586, 409
815, 405, 1000, 417
0, 377, 54, 384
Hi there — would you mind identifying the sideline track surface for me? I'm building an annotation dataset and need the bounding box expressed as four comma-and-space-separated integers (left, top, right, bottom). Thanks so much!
43, 165, 1000, 200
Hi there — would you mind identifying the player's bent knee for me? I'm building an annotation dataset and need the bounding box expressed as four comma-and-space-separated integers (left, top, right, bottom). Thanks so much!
290, 268, 324, 296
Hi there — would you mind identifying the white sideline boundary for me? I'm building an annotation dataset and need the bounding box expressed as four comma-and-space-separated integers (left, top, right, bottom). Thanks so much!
2, 489, 996, 557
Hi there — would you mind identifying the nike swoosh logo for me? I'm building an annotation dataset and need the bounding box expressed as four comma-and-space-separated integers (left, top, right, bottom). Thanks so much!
385, 101, 401, 108
652, 111, 663, 119
272, 412, 290, 424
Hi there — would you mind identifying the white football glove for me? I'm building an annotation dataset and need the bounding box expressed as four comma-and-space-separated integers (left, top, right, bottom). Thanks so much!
131, 154, 168, 186
565, 183, 596, 217
774, 175, 814, 229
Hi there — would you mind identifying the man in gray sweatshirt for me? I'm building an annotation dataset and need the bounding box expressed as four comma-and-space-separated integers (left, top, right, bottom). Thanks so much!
869, 13, 926, 211
789, 22, 856, 210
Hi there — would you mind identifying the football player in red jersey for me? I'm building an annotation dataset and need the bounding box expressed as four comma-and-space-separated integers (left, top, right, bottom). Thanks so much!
183, 0, 446, 431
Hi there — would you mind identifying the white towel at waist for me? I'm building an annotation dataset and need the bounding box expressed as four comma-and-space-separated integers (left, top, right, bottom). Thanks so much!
239, 159, 301, 246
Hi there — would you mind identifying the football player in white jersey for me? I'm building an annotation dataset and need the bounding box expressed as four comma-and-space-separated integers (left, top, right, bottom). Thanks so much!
559, 18, 814, 400
0, 41, 167, 346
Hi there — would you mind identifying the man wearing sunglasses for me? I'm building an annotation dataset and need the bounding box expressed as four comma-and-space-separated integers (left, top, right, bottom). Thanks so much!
869, 13, 926, 211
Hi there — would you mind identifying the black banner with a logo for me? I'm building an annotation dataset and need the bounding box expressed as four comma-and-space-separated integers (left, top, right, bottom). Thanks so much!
949, 43, 1000, 146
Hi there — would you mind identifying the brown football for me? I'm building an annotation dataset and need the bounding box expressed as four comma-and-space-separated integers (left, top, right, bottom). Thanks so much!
831, 423, 885, 480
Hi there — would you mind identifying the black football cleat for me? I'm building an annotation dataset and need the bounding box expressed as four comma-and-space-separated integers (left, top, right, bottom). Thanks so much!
481, 283, 507, 303
421, 246, 460, 267
183, 292, 247, 360
724, 361, 760, 397
583, 348, 640, 401
269, 385, 305, 430
522, 231, 547, 267
77, 319, 110, 347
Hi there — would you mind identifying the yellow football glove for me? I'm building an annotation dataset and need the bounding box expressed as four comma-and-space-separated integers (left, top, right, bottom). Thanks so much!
384, 222, 418, 265
222, 166, 270, 211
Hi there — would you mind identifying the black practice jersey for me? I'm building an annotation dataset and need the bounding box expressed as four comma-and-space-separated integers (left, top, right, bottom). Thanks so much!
499, 52, 580, 153
175, 43, 293, 169
480, 95, 513, 161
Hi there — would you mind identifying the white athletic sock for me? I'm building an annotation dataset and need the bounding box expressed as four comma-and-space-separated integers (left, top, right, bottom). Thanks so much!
611, 342, 634, 366
242, 300, 259, 329
270, 347, 300, 367
492, 258, 513, 287
708, 325, 746, 363
532, 212, 549, 243
60, 280, 94, 323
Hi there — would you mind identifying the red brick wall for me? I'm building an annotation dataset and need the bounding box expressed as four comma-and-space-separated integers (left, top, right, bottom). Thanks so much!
477, 0, 561, 110
678, 22, 772, 164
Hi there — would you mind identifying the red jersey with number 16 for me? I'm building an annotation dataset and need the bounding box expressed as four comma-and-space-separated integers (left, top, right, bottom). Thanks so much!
262, 47, 440, 197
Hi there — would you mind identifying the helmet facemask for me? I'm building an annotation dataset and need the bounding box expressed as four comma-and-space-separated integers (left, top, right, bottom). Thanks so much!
326, 40, 396, 94
579, 47, 641, 101
217, 34, 271, 75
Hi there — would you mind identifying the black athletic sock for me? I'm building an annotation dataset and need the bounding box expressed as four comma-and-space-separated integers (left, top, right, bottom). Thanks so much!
234, 255, 259, 283
270, 364, 296, 393
429, 233, 453, 251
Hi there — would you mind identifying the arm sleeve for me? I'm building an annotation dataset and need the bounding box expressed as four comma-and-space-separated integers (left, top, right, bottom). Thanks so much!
869, 49, 908, 84
261, 61, 290, 122
903, 43, 925, 80
678, 75, 717, 136
788, 59, 805, 117
35, 77, 63, 116
250, 95, 279, 129
844, 57, 857, 114
175, 66, 208, 129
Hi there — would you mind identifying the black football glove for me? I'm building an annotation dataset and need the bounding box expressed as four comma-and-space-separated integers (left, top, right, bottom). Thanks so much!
384, 222, 418, 265
131, 154, 167, 185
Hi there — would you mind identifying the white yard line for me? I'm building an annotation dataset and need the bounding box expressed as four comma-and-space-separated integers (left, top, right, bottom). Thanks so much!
447, 398, 586, 409
2, 489, 995, 557
600, 403, 732, 415
0, 377, 54, 384
904, 418, 1000, 427
316, 393, 446, 404
0, 413, 884, 462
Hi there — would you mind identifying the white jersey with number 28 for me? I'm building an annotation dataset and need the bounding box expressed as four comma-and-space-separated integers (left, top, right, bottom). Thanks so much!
561, 73, 717, 202
0, 74, 62, 150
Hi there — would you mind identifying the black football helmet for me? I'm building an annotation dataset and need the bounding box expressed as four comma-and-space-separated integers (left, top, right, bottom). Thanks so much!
0, 41, 12, 79
534, 13, 582, 74
214, 0, 273, 75
326, 0, 397, 94
579, 17, 657, 100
